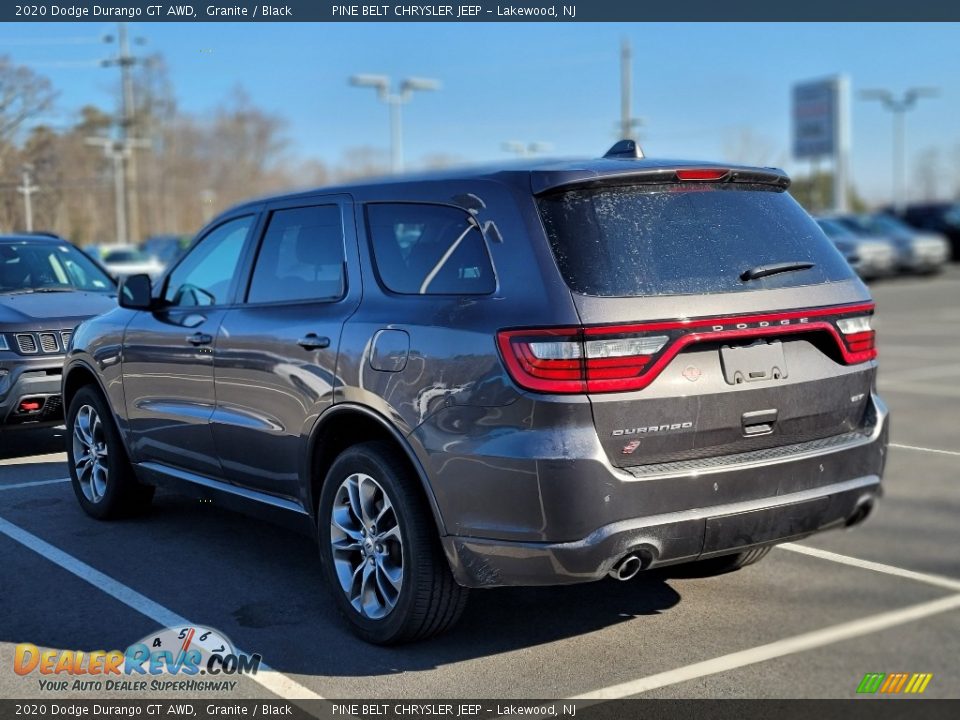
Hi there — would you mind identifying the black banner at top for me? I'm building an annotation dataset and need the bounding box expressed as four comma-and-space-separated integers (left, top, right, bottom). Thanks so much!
2, 0, 960, 22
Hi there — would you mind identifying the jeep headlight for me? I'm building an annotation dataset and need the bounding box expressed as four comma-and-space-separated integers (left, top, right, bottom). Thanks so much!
0, 334, 9, 352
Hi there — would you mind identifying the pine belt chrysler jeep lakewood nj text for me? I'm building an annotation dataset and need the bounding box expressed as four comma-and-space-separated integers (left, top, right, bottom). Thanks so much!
63, 145, 888, 644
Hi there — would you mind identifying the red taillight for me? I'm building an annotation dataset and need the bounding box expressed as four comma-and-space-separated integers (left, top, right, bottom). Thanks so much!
675, 168, 729, 181
497, 328, 671, 394
497, 303, 877, 394
18, 400, 42, 413
496, 328, 585, 393
835, 313, 877, 362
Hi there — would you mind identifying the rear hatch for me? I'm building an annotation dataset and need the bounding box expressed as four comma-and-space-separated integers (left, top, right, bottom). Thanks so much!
501, 167, 877, 468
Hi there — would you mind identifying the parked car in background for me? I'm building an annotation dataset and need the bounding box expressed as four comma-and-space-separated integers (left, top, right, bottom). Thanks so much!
888, 202, 960, 261
142, 234, 190, 269
1, 234, 116, 429
64, 151, 888, 644
832, 213, 948, 274
815, 218, 896, 280
98, 245, 166, 280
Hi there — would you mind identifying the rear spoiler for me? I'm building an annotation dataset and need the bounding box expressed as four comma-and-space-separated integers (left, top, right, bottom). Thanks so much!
531, 166, 791, 196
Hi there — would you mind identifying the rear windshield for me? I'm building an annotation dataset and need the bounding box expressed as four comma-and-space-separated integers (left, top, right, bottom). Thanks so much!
537, 184, 854, 297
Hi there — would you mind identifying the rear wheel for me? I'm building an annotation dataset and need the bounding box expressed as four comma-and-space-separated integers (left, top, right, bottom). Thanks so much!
317, 442, 468, 644
66, 385, 153, 520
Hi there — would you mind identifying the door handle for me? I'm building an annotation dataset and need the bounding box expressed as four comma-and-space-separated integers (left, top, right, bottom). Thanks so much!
186, 332, 213, 346
297, 333, 331, 350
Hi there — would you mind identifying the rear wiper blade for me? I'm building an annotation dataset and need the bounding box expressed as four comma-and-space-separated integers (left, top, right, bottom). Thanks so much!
740, 261, 815, 282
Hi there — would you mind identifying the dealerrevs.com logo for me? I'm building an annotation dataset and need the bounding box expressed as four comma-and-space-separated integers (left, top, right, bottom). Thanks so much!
14, 626, 262, 693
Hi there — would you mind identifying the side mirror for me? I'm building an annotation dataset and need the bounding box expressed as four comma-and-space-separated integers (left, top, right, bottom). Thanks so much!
119, 274, 154, 310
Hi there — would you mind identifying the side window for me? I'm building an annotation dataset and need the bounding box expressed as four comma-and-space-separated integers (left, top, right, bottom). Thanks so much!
247, 205, 345, 304
164, 216, 252, 307
366, 203, 495, 295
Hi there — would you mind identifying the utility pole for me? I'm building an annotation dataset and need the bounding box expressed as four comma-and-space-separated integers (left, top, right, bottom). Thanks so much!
860, 87, 938, 211
86, 137, 151, 245
619, 38, 642, 141
349, 74, 440, 173
101, 23, 149, 243
17, 165, 39, 232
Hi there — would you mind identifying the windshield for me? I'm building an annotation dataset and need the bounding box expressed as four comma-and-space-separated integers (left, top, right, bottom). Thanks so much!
866, 214, 912, 235
103, 249, 149, 264
816, 219, 856, 239
538, 183, 854, 297
0, 242, 115, 294
944, 205, 960, 227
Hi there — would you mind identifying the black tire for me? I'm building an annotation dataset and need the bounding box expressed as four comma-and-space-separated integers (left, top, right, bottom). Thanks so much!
317, 441, 468, 644
671, 546, 772, 577
66, 385, 154, 520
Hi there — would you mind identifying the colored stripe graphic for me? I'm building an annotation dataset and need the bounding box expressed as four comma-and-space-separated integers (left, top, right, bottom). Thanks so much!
857, 672, 932, 694
857, 673, 885, 693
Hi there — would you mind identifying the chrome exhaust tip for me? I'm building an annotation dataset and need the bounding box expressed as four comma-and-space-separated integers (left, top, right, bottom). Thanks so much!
845, 497, 876, 528
609, 554, 643, 581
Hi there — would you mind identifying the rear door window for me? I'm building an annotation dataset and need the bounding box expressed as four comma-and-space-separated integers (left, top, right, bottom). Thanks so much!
538, 184, 854, 297
247, 205, 346, 304
366, 203, 495, 295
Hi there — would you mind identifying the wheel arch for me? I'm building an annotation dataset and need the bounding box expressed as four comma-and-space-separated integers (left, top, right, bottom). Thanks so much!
63, 360, 107, 411
62, 360, 133, 454
305, 403, 448, 536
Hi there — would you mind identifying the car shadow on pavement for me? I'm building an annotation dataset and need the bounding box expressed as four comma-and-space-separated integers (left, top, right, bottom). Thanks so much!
0, 426, 66, 460
1, 490, 683, 678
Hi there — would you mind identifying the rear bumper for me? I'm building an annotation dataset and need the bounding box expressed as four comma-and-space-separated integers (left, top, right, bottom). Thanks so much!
857, 253, 897, 278
0, 355, 65, 427
900, 244, 949, 272
443, 474, 880, 587
435, 394, 888, 588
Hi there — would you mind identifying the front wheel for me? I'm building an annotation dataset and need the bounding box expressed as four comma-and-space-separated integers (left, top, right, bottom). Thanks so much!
66, 385, 153, 520
317, 442, 468, 644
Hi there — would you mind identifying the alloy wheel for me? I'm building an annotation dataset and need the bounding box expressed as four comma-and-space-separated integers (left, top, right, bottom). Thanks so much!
329, 472, 404, 619
72, 404, 109, 503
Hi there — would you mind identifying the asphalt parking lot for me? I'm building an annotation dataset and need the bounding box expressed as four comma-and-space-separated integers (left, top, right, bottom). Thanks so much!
1, 268, 959, 701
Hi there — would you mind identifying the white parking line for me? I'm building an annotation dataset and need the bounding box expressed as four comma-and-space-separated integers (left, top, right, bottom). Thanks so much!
571, 593, 960, 699
779, 543, 960, 592
0, 515, 323, 701
890, 442, 960, 458
0, 478, 70, 491
0, 452, 67, 466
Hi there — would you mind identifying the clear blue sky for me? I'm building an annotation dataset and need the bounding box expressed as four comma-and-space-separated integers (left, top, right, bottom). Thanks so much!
3, 22, 958, 203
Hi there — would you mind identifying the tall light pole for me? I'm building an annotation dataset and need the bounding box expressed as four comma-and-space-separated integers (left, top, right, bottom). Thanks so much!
349, 74, 440, 173
860, 87, 938, 211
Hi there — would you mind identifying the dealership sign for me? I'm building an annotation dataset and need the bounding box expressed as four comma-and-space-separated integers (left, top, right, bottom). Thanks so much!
792, 78, 843, 159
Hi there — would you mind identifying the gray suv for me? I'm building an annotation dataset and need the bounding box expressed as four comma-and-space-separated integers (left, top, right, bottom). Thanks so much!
63, 152, 888, 644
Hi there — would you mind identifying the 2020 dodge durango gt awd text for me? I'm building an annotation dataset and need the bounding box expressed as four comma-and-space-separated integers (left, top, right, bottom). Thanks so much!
62, 155, 889, 644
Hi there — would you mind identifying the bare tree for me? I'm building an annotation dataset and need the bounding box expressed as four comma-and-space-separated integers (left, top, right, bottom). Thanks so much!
721, 126, 784, 168
0, 55, 56, 149
335, 146, 389, 182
